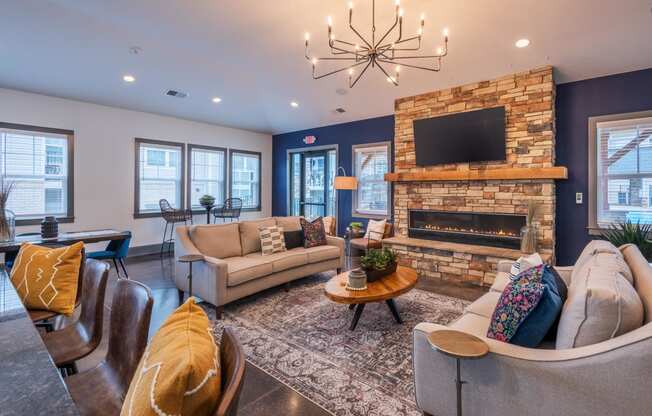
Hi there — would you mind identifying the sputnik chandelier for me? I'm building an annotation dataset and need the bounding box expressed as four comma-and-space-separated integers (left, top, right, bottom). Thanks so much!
304, 0, 449, 88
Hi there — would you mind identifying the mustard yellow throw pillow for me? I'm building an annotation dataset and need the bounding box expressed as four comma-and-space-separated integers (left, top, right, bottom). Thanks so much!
121, 298, 221, 416
10, 242, 84, 316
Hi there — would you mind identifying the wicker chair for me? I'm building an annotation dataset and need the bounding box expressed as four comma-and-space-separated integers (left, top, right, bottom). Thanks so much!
159, 199, 193, 257
211, 198, 243, 223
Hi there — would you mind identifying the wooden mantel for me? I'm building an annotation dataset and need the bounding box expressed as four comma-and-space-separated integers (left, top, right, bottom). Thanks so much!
384, 166, 568, 182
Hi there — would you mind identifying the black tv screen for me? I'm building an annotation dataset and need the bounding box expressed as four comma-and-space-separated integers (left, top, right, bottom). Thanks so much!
413, 107, 506, 166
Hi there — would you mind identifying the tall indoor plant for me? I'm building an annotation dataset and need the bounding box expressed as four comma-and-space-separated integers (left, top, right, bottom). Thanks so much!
601, 220, 652, 260
0, 176, 15, 242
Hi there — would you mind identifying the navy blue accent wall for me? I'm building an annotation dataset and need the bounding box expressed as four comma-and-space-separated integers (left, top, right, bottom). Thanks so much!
272, 115, 395, 235
556, 68, 652, 265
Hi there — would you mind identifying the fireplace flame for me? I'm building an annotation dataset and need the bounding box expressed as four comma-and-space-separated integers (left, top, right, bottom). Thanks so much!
423, 224, 519, 237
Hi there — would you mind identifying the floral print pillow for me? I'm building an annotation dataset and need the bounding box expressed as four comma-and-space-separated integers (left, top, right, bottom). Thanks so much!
300, 217, 328, 248
487, 264, 546, 342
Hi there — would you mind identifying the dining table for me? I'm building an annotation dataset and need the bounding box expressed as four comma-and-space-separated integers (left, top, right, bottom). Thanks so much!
0, 266, 80, 415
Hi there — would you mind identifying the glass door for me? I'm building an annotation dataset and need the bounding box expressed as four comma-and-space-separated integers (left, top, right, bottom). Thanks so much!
289, 149, 336, 219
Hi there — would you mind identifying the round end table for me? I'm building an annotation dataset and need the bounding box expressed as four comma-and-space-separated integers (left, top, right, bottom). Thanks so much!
427, 330, 489, 416
178, 254, 204, 304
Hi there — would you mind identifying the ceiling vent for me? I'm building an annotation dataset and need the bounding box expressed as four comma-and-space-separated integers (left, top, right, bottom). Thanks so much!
165, 90, 188, 98
335, 108, 346, 114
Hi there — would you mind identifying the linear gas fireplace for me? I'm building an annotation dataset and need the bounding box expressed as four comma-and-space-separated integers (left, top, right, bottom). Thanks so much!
408, 210, 526, 249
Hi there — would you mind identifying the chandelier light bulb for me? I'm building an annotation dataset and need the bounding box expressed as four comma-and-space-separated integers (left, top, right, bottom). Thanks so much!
330, 34, 336, 41
418, 27, 423, 36
421, 13, 425, 22
312, 58, 318, 65
349, 68, 354, 76
305, 33, 310, 41
327, 16, 333, 27
395, 0, 400, 6
398, 8, 404, 17
355, 44, 360, 50
436, 46, 444, 55
443, 27, 450, 37
349, 2, 354, 10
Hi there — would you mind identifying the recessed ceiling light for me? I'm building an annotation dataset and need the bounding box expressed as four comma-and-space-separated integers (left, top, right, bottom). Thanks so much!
515, 38, 530, 48
212, 97, 222, 103
123, 74, 136, 83
290, 101, 299, 108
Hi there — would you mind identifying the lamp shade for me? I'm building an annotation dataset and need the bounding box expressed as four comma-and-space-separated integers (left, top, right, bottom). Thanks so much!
334, 176, 358, 190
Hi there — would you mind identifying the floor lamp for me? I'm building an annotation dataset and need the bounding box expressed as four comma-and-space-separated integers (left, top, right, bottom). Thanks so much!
334, 167, 357, 235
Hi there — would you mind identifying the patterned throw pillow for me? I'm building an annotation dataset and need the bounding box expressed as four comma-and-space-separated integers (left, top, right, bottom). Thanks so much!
259, 226, 286, 255
121, 298, 220, 416
300, 217, 328, 248
509, 252, 543, 278
364, 219, 387, 241
10, 242, 84, 316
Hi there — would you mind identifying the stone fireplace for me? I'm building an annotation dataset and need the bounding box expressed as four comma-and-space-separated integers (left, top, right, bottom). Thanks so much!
408, 210, 526, 250
383, 66, 559, 287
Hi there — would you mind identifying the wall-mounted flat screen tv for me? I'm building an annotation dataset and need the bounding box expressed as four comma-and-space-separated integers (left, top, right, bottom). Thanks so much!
413, 106, 506, 166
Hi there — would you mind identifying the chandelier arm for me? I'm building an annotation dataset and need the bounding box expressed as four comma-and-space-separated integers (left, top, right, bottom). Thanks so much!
314, 56, 366, 61
378, 58, 441, 72
349, 14, 373, 49
314, 59, 370, 80
374, 15, 399, 48
349, 60, 373, 88
378, 35, 421, 52
375, 60, 398, 86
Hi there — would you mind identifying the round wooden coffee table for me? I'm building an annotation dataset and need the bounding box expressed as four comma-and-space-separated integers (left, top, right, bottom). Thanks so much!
324, 266, 418, 330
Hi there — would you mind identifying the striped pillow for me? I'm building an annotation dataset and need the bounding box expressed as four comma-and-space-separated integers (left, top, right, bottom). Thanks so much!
259, 226, 286, 255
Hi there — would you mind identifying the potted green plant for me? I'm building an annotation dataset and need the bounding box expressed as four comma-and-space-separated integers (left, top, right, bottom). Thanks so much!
350, 221, 364, 230
601, 220, 652, 260
199, 194, 216, 208
360, 248, 398, 282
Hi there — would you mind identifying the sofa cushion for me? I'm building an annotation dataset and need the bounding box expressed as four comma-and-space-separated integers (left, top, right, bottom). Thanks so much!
275, 216, 302, 232
450, 313, 491, 339
490, 272, 511, 293
572, 240, 622, 282
225, 256, 273, 287
556, 255, 644, 349
304, 245, 340, 264
240, 218, 276, 255
189, 223, 242, 259
245, 251, 308, 273
620, 244, 652, 323
464, 292, 501, 318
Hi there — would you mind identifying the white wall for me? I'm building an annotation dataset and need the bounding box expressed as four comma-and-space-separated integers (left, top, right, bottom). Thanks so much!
0, 88, 272, 248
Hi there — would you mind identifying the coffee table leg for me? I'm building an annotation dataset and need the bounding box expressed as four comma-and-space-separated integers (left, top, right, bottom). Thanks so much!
385, 299, 403, 324
350, 303, 366, 330
349, 304, 356, 310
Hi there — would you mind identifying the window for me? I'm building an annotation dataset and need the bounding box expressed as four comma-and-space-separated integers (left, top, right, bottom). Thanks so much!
188, 144, 227, 210
589, 111, 652, 230
352, 142, 391, 217
134, 138, 185, 217
229, 150, 261, 211
0, 122, 74, 224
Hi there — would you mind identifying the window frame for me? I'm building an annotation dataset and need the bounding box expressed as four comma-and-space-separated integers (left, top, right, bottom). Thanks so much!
228, 149, 262, 212
351, 141, 392, 219
186, 143, 228, 213
588, 110, 652, 234
133, 137, 186, 219
0, 122, 75, 226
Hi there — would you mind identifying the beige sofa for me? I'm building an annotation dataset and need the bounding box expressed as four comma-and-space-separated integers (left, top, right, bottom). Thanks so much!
414, 242, 652, 416
174, 216, 345, 315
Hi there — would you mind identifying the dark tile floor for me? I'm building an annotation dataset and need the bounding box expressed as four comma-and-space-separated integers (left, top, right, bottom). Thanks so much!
72, 254, 485, 415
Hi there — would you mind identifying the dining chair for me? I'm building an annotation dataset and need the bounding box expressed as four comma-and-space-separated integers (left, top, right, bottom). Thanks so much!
160, 198, 193, 257
42, 259, 109, 376
212, 198, 243, 223
65, 279, 154, 416
87, 233, 132, 278
29, 247, 86, 333
213, 327, 247, 416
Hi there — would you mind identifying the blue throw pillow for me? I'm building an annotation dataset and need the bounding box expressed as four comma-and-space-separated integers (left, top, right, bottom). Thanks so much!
488, 264, 563, 348
511, 265, 563, 347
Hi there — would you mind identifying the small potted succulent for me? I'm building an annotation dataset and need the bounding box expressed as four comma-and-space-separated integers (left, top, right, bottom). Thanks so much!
199, 194, 216, 208
360, 248, 398, 282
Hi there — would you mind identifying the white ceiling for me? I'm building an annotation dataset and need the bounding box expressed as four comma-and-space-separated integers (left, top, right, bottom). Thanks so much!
1, 0, 652, 134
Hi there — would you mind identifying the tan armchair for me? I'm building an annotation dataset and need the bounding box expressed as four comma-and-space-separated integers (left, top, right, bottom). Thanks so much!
350, 221, 393, 254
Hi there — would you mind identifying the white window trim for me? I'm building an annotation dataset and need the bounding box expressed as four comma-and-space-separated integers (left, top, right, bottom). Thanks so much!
588, 110, 652, 234
351, 141, 392, 219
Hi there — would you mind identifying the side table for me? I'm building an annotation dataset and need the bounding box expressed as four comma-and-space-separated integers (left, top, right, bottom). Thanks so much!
427, 330, 489, 416
178, 254, 204, 305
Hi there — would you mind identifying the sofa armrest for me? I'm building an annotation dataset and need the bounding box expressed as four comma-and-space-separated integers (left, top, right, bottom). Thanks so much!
413, 322, 652, 416
326, 235, 345, 270
497, 259, 513, 274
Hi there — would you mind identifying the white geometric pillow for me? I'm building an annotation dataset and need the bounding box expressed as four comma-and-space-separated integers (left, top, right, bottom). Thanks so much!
364, 219, 387, 241
510, 252, 543, 278
259, 226, 286, 256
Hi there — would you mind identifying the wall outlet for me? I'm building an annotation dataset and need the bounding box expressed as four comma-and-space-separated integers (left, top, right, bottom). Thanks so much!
576, 192, 583, 204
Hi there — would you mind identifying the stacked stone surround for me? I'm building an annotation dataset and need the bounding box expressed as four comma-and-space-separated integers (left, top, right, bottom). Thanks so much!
389, 66, 556, 287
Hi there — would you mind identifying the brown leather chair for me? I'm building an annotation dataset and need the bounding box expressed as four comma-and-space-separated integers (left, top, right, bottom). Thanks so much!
42, 259, 109, 375
29, 248, 86, 332
213, 327, 246, 416
65, 279, 154, 416
350, 221, 394, 255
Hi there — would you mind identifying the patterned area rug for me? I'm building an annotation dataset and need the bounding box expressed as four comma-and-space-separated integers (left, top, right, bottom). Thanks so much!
207, 273, 469, 416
